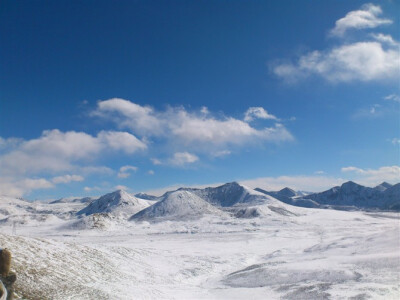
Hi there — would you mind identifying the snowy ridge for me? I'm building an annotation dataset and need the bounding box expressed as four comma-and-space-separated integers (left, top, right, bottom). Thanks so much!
130, 190, 225, 222
77, 190, 150, 217
255, 181, 400, 211
179, 182, 281, 207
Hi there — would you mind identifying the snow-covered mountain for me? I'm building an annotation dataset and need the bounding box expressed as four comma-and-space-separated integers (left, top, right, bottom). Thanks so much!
134, 182, 296, 220
373, 182, 392, 192
254, 187, 319, 208
50, 196, 94, 204
302, 181, 400, 210
130, 190, 225, 222
77, 190, 150, 217
179, 182, 279, 207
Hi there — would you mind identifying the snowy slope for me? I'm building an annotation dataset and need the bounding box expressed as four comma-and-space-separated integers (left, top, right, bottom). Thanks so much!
255, 187, 320, 208
130, 190, 225, 222
1, 207, 399, 299
77, 190, 150, 218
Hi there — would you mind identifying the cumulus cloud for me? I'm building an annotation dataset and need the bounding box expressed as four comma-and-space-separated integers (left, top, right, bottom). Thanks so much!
0, 137, 23, 150
0, 129, 146, 197
168, 152, 199, 166
97, 131, 147, 154
147, 170, 155, 175
341, 165, 400, 185
330, 3, 392, 37
93, 99, 293, 152
0, 177, 54, 198
273, 4, 399, 83
244, 107, 277, 122
274, 41, 399, 83
0, 129, 146, 176
92, 98, 163, 135
118, 165, 138, 178
52, 174, 84, 184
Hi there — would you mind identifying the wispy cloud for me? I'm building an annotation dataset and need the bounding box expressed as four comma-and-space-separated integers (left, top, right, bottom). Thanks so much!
352, 104, 383, 119
117, 165, 138, 178
389, 138, 400, 145
244, 107, 277, 122
52, 174, 84, 184
330, 3, 392, 37
384, 94, 400, 103
114, 185, 129, 191
341, 165, 400, 185
168, 152, 199, 166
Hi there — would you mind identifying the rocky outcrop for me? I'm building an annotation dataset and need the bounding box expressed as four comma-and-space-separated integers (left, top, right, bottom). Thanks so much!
0, 249, 16, 300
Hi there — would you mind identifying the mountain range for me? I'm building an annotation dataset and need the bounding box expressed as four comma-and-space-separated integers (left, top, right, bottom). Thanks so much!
0, 181, 398, 227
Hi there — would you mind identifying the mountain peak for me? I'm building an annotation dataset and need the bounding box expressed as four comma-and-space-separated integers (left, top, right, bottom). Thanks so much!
77, 189, 149, 217
278, 187, 297, 197
340, 181, 363, 191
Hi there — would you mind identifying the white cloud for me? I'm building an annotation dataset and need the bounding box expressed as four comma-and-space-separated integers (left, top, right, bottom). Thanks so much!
52, 174, 84, 184
330, 3, 392, 37
151, 158, 162, 165
371, 33, 398, 46
352, 104, 383, 119
0, 137, 23, 150
168, 152, 199, 166
114, 185, 128, 191
92, 98, 163, 135
93, 99, 293, 152
0, 177, 54, 198
97, 131, 147, 154
384, 94, 400, 103
389, 138, 400, 145
244, 107, 277, 122
0, 129, 146, 197
273, 4, 399, 84
212, 150, 231, 158
314, 170, 325, 175
274, 41, 400, 83
117, 165, 138, 178
147, 170, 155, 175
0, 129, 145, 177
341, 165, 400, 185
83, 186, 102, 193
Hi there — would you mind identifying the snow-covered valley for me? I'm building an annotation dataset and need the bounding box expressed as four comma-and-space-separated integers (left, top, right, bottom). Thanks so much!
0, 183, 399, 299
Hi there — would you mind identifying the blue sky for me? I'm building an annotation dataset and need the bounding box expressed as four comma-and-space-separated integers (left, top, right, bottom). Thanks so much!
0, 0, 399, 199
